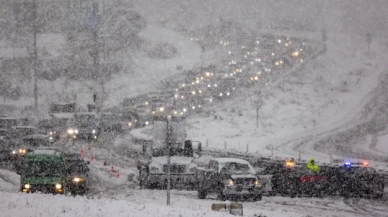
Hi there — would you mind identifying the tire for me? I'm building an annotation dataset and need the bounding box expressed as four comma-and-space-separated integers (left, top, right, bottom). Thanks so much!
198, 189, 207, 199
253, 194, 262, 201
217, 190, 226, 201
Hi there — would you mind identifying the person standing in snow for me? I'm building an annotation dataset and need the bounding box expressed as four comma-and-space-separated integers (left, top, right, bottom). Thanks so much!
307, 158, 320, 173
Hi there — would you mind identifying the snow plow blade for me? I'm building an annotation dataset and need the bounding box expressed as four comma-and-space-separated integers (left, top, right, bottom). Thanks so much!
211, 202, 243, 216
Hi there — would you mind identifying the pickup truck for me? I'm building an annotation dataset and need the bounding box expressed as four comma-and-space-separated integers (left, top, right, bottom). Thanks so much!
196, 158, 263, 201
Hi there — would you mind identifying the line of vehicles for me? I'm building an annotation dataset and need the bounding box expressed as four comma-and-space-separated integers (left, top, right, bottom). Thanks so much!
135, 115, 386, 202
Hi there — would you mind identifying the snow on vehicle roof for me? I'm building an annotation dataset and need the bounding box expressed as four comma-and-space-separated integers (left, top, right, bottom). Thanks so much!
213, 158, 251, 165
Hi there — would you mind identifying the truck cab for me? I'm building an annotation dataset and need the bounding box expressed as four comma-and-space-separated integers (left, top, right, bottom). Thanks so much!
197, 158, 263, 201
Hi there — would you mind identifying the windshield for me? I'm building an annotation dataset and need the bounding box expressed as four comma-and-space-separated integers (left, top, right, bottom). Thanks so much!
76, 115, 96, 127
220, 162, 255, 175
22, 160, 65, 177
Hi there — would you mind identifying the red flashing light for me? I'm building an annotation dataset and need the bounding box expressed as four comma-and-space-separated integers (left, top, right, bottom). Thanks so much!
362, 161, 369, 166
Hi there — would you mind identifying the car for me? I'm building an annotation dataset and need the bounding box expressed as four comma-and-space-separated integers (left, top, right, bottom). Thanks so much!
67, 113, 100, 140
262, 160, 329, 198
64, 153, 90, 195
335, 162, 385, 198
196, 158, 263, 201
99, 113, 123, 133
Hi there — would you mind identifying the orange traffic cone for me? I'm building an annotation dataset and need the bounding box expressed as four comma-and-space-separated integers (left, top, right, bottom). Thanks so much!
80, 148, 86, 158
116, 170, 120, 178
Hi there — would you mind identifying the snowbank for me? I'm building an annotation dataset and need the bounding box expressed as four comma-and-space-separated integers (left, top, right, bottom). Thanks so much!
0, 192, 229, 217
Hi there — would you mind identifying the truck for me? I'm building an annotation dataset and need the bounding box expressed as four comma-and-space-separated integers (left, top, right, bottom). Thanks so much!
19, 149, 68, 194
138, 115, 202, 190
196, 158, 263, 201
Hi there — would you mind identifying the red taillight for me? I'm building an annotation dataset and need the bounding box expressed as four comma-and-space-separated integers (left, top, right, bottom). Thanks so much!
300, 176, 327, 182
300, 176, 312, 182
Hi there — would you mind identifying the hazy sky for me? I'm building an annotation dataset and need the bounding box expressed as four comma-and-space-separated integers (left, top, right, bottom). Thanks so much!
135, 0, 388, 35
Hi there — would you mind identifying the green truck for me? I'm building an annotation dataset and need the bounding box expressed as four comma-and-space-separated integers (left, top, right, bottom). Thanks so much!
19, 149, 68, 194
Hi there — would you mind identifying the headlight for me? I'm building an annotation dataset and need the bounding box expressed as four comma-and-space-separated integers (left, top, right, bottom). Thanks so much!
49, 131, 53, 135
55, 183, 62, 189
128, 122, 132, 127
224, 179, 234, 186
73, 177, 83, 183
24, 184, 31, 189
49, 136, 53, 140
255, 179, 262, 187
151, 167, 159, 173
12, 150, 16, 155
67, 129, 74, 134
74, 129, 79, 134
92, 130, 96, 134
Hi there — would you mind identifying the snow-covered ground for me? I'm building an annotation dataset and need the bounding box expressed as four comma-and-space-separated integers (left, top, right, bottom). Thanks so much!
187, 32, 388, 163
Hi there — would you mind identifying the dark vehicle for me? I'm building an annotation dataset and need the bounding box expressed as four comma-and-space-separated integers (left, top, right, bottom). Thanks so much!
64, 153, 90, 195
11, 127, 51, 173
37, 119, 60, 143
67, 113, 100, 140
197, 158, 263, 201
335, 162, 385, 198
99, 113, 123, 133
265, 162, 329, 197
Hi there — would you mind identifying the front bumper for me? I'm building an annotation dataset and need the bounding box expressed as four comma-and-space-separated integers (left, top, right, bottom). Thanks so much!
223, 185, 262, 196
22, 184, 64, 194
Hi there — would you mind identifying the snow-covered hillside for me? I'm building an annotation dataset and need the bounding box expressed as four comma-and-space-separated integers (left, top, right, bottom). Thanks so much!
187, 32, 387, 160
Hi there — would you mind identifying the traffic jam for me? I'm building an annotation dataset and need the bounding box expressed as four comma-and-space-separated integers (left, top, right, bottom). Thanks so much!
0, 32, 386, 202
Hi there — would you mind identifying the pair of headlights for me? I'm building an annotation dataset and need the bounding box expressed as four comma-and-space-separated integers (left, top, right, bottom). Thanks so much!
67, 129, 78, 135
68, 129, 97, 134
224, 179, 261, 187
24, 183, 62, 190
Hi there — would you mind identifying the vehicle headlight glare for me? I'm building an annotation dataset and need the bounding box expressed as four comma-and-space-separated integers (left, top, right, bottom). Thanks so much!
92, 130, 96, 134
74, 129, 79, 134
24, 184, 30, 189
73, 177, 83, 183
55, 183, 62, 189
49, 131, 53, 135
67, 129, 74, 134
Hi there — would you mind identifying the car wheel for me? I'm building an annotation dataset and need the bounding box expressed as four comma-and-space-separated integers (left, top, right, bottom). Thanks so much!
217, 190, 226, 201
198, 189, 207, 199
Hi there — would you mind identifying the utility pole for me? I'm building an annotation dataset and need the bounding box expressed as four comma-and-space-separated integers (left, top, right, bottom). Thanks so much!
91, 2, 103, 112
166, 115, 172, 206
32, 0, 38, 113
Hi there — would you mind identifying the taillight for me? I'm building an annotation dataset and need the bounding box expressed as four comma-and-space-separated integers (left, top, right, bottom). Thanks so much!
300, 176, 327, 182
300, 176, 312, 182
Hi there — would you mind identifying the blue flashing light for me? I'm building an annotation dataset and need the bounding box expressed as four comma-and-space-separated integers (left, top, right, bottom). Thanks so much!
344, 162, 351, 167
